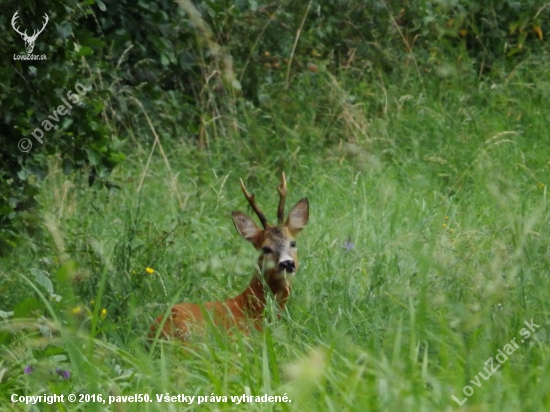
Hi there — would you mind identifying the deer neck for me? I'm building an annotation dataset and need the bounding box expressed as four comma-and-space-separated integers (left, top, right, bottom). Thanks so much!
238, 268, 292, 319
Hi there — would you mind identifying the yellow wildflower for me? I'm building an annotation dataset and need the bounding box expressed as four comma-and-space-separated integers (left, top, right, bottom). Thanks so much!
100, 309, 107, 319
145, 267, 155, 274
71, 306, 81, 315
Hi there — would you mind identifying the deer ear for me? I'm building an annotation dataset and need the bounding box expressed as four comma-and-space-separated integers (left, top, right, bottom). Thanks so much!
232, 212, 262, 243
286, 198, 309, 235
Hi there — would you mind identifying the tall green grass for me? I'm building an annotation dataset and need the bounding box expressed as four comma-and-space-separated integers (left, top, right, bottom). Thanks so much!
1, 57, 550, 411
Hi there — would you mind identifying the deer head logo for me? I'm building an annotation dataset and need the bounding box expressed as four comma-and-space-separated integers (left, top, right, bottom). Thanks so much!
11, 11, 49, 54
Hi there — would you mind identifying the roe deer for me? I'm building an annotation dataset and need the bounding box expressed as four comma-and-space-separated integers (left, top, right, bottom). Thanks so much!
149, 173, 309, 342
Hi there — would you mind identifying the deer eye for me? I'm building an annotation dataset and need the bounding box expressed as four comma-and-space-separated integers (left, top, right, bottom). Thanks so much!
262, 246, 273, 254
290, 241, 296, 248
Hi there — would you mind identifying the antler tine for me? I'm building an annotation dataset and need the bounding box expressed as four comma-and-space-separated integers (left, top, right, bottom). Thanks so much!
39, 13, 49, 33
239, 178, 269, 229
30, 13, 49, 39
277, 172, 287, 224
11, 11, 26, 37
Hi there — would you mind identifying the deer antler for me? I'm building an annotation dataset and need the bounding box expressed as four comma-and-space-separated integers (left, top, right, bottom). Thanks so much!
32, 13, 49, 40
11, 11, 26, 37
277, 172, 287, 224
240, 178, 269, 229
11, 11, 49, 54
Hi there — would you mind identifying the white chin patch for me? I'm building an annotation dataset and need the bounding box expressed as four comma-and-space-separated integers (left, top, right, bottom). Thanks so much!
278, 269, 295, 279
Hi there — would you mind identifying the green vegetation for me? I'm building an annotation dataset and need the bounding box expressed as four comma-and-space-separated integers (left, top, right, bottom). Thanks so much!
2, 0, 550, 410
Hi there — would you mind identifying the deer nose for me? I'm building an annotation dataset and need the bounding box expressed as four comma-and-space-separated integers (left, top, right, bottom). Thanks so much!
279, 260, 296, 273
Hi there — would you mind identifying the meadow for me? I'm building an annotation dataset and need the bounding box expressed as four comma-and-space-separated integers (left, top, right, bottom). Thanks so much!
2, 52, 550, 411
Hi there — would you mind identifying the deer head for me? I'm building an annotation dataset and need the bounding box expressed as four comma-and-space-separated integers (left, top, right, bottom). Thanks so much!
232, 173, 309, 281
12, 11, 49, 54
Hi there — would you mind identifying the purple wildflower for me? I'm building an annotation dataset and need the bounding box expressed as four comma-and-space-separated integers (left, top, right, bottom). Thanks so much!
24, 365, 34, 374
342, 237, 354, 252
56, 368, 70, 379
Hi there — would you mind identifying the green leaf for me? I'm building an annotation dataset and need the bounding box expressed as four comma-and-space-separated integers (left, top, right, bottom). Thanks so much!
62, 158, 74, 175
13, 297, 44, 318
30, 268, 54, 295
76, 46, 94, 57
58, 21, 73, 39
85, 149, 101, 165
